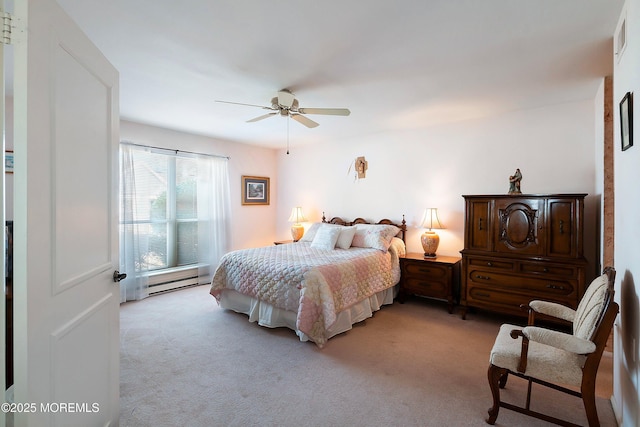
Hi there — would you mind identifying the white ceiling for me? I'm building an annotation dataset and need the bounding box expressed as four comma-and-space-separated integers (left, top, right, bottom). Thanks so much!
55, 0, 624, 149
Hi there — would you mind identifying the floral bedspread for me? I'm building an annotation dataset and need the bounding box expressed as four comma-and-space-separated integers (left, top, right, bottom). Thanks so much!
210, 240, 403, 346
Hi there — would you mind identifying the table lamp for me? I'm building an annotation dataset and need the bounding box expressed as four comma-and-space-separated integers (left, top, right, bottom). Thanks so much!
288, 207, 307, 241
420, 208, 443, 258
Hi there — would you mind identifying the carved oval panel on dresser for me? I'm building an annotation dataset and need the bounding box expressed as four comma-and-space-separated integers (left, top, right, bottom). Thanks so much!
495, 199, 543, 256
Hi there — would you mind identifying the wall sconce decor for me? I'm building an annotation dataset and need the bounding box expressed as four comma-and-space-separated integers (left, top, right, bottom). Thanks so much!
420, 208, 443, 258
348, 156, 368, 181
288, 207, 307, 241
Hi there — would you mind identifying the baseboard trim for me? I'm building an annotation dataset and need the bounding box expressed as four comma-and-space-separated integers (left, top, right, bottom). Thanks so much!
610, 394, 622, 426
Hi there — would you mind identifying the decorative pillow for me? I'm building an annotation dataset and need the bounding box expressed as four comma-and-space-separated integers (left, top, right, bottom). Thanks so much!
351, 224, 400, 251
310, 224, 342, 250
299, 222, 322, 242
335, 226, 357, 249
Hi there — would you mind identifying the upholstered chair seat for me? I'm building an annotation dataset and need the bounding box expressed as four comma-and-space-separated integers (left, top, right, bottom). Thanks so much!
490, 323, 589, 387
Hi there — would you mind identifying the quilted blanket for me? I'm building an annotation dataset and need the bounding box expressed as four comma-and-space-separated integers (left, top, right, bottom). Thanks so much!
210, 240, 403, 346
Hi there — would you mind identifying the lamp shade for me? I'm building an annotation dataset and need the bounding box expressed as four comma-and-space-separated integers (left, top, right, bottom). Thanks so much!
288, 207, 307, 224
288, 207, 307, 242
420, 208, 443, 230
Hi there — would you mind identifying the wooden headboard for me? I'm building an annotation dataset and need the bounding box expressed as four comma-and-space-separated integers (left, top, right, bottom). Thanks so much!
321, 212, 407, 243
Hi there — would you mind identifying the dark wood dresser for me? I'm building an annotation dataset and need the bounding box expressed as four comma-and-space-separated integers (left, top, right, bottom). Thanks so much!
460, 194, 588, 319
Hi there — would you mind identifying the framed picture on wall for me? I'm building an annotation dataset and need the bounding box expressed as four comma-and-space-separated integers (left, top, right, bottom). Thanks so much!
620, 91, 633, 151
5, 150, 13, 174
241, 175, 270, 205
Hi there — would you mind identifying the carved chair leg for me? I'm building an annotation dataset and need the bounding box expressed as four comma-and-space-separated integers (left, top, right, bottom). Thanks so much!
498, 371, 508, 389
487, 364, 507, 424
582, 385, 600, 427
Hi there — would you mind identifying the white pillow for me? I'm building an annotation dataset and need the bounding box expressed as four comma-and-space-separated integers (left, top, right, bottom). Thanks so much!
310, 225, 342, 250
335, 226, 357, 249
351, 224, 400, 251
299, 222, 322, 242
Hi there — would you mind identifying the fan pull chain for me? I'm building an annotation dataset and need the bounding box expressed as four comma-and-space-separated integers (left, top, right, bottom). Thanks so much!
286, 115, 290, 155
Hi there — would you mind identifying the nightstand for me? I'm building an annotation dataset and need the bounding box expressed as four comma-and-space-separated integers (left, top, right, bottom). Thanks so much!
399, 253, 461, 313
274, 240, 294, 245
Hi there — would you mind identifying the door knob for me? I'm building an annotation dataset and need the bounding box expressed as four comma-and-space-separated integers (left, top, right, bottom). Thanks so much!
113, 270, 127, 282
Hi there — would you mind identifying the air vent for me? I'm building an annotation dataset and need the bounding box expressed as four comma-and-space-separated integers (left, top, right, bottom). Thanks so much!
616, 14, 627, 62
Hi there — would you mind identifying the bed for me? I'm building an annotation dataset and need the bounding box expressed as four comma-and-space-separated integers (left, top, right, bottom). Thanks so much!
210, 215, 407, 347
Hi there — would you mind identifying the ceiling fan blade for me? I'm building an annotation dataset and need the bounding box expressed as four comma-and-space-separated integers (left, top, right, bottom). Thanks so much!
290, 113, 319, 128
297, 107, 350, 116
277, 90, 295, 108
215, 100, 271, 109
247, 112, 278, 123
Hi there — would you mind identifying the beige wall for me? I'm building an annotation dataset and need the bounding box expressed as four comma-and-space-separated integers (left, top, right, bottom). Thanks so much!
613, 1, 640, 425
276, 100, 601, 275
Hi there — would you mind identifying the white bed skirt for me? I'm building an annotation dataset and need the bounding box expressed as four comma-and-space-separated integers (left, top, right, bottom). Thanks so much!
218, 285, 398, 343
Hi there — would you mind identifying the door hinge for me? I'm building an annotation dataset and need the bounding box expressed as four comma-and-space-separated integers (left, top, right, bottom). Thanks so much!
2, 12, 13, 45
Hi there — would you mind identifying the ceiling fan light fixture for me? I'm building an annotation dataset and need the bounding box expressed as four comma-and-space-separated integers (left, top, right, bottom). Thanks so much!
278, 90, 295, 108
219, 90, 349, 129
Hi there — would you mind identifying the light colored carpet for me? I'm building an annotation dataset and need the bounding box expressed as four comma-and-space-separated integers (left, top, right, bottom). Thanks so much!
120, 285, 616, 427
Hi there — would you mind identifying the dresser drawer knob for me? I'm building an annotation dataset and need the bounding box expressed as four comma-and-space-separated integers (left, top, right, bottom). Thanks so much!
546, 284, 565, 290
486, 262, 493, 267
475, 275, 490, 280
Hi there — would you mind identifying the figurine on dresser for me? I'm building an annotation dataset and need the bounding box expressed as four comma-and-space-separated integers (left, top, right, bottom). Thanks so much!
508, 168, 522, 194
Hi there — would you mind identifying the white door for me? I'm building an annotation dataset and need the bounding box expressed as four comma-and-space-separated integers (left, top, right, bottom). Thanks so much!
0, 1, 6, 423
12, 0, 119, 426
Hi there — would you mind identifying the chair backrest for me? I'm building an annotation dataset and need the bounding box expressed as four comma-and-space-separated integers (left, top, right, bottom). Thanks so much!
573, 267, 616, 340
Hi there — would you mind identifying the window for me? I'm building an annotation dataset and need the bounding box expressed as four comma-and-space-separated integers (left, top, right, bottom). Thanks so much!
122, 149, 199, 271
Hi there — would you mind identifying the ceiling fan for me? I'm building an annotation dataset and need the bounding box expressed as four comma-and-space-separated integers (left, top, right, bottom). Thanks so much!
215, 89, 350, 128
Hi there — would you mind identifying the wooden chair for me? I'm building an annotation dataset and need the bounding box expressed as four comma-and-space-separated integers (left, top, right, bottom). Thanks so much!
486, 267, 618, 427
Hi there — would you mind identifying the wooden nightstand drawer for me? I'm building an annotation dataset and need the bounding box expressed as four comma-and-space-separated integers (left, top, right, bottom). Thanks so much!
404, 262, 449, 280
399, 253, 461, 313
403, 277, 448, 297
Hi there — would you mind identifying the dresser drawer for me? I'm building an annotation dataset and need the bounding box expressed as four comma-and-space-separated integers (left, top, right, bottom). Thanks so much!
466, 257, 515, 271
518, 262, 577, 277
466, 268, 576, 297
467, 285, 575, 314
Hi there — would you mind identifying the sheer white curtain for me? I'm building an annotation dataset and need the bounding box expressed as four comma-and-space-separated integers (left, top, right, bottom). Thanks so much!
119, 144, 231, 302
119, 144, 149, 302
197, 155, 231, 284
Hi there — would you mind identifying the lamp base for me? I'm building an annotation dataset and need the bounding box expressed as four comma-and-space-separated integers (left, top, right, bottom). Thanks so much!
290, 224, 304, 242
421, 231, 440, 259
